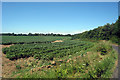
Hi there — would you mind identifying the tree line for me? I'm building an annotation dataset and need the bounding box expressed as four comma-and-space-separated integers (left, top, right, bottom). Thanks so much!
0, 33, 72, 36
72, 16, 120, 44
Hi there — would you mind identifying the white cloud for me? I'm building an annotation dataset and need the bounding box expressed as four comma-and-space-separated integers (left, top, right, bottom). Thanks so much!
2, 30, 87, 35
42, 30, 87, 35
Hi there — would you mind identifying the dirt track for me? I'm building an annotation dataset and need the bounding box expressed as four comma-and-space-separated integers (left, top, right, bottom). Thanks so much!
112, 44, 120, 79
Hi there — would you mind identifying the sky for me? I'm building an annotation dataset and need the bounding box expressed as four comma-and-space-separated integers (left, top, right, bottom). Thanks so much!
118, 2, 120, 16
1, 0, 120, 2
2, 2, 118, 34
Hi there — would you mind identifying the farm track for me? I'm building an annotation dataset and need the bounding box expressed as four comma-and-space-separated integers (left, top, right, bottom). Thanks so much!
111, 44, 120, 79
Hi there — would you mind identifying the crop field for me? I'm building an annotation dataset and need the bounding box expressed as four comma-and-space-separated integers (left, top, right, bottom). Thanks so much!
2, 40, 94, 60
1, 36, 118, 78
1, 36, 71, 45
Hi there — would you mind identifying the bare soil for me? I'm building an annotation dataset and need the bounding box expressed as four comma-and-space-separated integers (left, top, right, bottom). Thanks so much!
1, 44, 16, 78
51, 40, 63, 43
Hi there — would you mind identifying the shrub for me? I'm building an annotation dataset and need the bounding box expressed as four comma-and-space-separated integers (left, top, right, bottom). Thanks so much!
99, 47, 107, 55
97, 43, 108, 55
16, 65, 21, 69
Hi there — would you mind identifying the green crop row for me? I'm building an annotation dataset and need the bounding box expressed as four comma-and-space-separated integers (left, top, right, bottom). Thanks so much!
2, 40, 94, 60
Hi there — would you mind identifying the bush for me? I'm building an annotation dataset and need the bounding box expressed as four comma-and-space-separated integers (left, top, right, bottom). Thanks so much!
99, 47, 107, 55
97, 43, 109, 55
16, 65, 21, 69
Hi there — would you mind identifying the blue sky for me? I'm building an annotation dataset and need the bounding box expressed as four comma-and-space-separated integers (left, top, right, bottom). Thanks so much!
2, 2, 118, 34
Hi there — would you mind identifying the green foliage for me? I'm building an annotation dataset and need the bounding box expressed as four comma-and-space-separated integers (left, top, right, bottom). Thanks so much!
1, 36, 71, 45
72, 17, 120, 44
110, 36, 119, 44
10, 41, 117, 78
54, 62, 87, 78
97, 46, 107, 55
87, 56, 115, 78
96, 42, 112, 55
2, 40, 94, 60
16, 64, 21, 69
